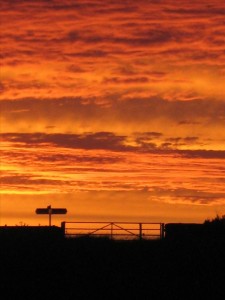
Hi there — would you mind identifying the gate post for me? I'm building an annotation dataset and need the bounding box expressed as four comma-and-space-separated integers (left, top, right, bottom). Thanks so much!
160, 223, 165, 239
61, 221, 66, 236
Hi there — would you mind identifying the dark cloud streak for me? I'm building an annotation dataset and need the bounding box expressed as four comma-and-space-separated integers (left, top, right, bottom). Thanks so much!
2, 132, 225, 158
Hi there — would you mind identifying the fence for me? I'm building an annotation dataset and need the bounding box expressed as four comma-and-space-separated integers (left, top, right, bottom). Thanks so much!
61, 222, 165, 240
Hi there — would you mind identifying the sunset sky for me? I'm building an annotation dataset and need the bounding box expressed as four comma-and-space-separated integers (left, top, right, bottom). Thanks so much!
1, 0, 225, 226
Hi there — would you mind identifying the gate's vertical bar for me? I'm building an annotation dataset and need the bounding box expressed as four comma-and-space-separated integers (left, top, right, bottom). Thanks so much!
47, 205, 52, 226
139, 223, 142, 240
111, 222, 113, 239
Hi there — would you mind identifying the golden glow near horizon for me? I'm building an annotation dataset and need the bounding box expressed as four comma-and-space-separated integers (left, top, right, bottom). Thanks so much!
0, 0, 225, 225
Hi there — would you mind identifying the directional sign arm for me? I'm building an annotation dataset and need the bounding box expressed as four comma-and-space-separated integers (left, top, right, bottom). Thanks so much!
36, 208, 67, 214
36, 208, 49, 214
51, 209, 67, 214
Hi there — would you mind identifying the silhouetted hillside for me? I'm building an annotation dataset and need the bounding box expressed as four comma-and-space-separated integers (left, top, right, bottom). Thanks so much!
165, 221, 225, 241
0, 225, 64, 242
1, 228, 225, 299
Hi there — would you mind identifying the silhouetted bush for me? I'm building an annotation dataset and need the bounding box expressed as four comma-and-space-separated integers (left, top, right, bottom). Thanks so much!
203, 215, 225, 240
204, 214, 225, 225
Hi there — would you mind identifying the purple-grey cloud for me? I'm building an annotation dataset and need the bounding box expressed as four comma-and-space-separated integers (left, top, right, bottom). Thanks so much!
2, 132, 225, 159
1, 132, 133, 151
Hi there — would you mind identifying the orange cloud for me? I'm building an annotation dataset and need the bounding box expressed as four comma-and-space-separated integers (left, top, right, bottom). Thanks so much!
1, 0, 225, 100
1, 0, 225, 225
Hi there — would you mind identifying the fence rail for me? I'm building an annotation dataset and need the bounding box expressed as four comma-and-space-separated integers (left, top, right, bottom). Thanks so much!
61, 222, 165, 240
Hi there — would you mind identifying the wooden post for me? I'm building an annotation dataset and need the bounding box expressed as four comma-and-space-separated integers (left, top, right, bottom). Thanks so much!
160, 223, 165, 239
61, 221, 66, 236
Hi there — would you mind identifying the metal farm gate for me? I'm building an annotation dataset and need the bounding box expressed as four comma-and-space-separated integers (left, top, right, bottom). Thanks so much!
61, 222, 165, 240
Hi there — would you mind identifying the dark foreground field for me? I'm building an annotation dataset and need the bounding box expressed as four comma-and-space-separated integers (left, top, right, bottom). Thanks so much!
1, 233, 225, 300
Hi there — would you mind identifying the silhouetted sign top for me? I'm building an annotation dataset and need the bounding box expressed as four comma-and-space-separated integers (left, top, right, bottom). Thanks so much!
36, 208, 67, 214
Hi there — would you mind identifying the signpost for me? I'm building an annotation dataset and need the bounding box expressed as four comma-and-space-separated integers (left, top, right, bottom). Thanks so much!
36, 205, 67, 226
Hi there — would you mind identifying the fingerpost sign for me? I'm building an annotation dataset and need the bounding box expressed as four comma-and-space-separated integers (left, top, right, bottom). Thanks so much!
35, 205, 67, 226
